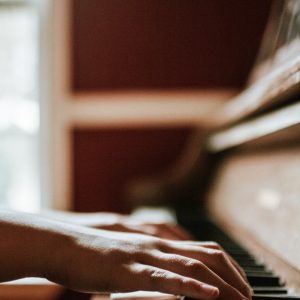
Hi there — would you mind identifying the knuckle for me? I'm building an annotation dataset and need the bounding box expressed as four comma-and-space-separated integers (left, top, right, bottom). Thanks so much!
173, 276, 188, 290
207, 241, 221, 249
148, 269, 167, 289
155, 239, 169, 251
184, 259, 204, 273
212, 250, 227, 262
135, 248, 152, 260
153, 227, 162, 236
149, 268, 167, 280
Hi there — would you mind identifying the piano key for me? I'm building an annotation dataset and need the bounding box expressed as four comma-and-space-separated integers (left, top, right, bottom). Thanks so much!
239, 262, 266, 268
244, 266, 269, 272
184, 296, 299, 300
252, 295, 300, 299
253, 286, 288, 294
179, 218, 299, 299
228, 252, 254, 258
234, 257, 258, 264
228, 251, 253, 257
246, 271, 274, 277
247, 274, 282, 286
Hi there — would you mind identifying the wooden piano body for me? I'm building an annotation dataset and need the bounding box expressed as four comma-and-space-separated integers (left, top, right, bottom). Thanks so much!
130, 0, 300, 297
52, 0, 300, 298
206, 109, 300, 294
77, 1, 300, 298
202, 1, 300, 293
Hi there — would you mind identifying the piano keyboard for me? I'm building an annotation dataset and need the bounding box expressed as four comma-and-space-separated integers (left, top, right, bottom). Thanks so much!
178, 216, 300, 300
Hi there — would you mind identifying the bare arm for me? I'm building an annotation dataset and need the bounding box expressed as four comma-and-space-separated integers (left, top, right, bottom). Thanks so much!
0, 211, 251, 300
0, 210, 69, 282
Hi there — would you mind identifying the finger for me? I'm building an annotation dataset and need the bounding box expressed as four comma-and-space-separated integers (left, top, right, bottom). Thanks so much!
125, 263, 219, 300
108, 223, 168, 238
184, 241, 248, 281
161, 224, 195, 240
196, 242, 248, 282
144, 225, 180, 240
141, 252, 248, 300
144, 223, 194, 241
126, 224, 190, 241
161, 242, 251, 299
97, 223, 156, 237
169, 244, 250, 298
125, 224, 158, 236
136, 224, 188, 240
96, 224, 142, 234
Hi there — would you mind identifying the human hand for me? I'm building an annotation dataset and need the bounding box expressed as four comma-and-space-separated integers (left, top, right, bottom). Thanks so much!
90, 215, 194, 241
43, 211, 193, 240
48, 228, 251, 300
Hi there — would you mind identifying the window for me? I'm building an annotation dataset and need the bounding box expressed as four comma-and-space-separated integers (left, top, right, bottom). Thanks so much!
0, 1, 39, 211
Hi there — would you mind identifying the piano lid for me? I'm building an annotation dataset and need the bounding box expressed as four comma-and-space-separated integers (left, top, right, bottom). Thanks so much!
206, 0, 300, 129
207, 101, 300, 152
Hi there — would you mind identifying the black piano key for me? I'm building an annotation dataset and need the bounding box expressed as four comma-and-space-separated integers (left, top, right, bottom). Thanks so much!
245, 268, 270, 274
252, 295, 300, 299
246, 271, 274, 277
247, 274, 283, 287
227, 249, 249, 253
244, 266, 269, 272
234, 256, 258, 265
230, 253, 254, 259
240, 262, 266, 268
185, 296, 299, 300
229, 252, 254, 258
253, 286, 288, 294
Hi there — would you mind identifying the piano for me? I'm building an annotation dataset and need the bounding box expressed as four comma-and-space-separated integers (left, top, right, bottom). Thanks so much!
126, 1, 300, 300
57, 1, 300, 299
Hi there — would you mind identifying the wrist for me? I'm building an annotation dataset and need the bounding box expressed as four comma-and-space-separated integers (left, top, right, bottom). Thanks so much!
35, 225, 73, 281
0, 212, 70, 281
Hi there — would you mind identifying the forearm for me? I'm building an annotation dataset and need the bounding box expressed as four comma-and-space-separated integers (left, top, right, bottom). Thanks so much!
0, 210, 74, 283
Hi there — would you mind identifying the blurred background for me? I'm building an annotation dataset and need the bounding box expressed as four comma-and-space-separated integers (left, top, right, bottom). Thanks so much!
0, 0, 271, 214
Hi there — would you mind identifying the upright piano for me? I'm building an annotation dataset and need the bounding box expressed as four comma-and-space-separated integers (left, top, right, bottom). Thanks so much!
128, 1, 300, 299
60, 1, 300, 299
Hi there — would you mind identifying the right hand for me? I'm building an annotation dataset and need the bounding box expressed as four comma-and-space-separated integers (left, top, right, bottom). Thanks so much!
47, 227, 251, 300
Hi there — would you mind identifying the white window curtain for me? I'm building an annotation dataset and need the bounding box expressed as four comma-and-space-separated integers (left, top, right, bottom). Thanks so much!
0, 1, 39, 211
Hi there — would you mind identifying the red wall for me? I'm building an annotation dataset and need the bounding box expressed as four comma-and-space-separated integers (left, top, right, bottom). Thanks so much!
70, 0, 272, 212
73, 128, 192, 212
72, 0, 271, 91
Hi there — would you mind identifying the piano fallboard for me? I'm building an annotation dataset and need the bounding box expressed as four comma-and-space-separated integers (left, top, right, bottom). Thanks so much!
205, 145, 300, 294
